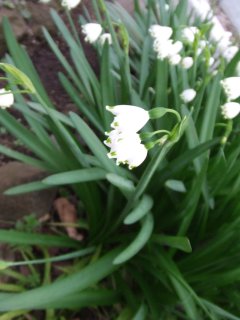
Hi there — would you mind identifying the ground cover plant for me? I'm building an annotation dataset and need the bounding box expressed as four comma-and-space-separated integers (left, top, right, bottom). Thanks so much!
0, 0, 240, 319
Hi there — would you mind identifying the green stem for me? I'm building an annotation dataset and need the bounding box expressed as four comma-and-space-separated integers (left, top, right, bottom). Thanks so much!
105, 141, 174, 237
65, 9, 81, 47
221, 120, 233, 145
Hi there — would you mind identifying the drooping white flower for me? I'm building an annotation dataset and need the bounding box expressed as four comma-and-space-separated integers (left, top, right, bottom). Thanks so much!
61, 0, 81, 9
0, 89, 14, 109
169, 54, 181, 65
223, 46, 238, 63
82, 23, 102, 43
181, 26, 199, 43
171, 41, 183, 55
221, 102, 240, 119
107, 136, 147, 169
181, 57, 194, 69
104, 130, 141, 149
99, 33, 112, 46
149, 25, 173, 40
180, 89, 196, 103
107, 105, 150, 133
220, 77, 240, 101
154, 39, 182, 61
154, 39, 173, 60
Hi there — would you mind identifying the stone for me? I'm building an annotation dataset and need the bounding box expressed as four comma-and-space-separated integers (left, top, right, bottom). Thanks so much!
0, 161, 56, 221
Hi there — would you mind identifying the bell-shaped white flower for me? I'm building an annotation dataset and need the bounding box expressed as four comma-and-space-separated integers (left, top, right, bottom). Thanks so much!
104, 130, 141, 150
0, 89, 14, 109
149, 25, 173, 40
82, 23, 102, 43
107, 105, 150, 133
180, 88, 196, 103
171, 41, 183, 55
221, 102, 240, 119
181, 57, 194, 69
61, 0, 81, 9
108, 136, 147, 169
223, 46, 238, 63
181, 26, 199, 43
99, 33, 112, 46
154, 39, 173, 60
169, 54, 181, 65
220, 77, 240, 101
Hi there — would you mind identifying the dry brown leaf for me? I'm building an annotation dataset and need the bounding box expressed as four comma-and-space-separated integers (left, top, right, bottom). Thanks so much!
54, 197, 83, 241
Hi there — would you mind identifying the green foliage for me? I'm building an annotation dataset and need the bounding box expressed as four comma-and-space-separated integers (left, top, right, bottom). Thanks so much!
0, 0, 240, 319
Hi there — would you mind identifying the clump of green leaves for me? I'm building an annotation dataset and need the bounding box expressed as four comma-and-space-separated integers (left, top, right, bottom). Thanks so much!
0, 0, 240, 319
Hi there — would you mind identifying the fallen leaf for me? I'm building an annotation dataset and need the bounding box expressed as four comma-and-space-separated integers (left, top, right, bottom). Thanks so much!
54, 197, 83, 241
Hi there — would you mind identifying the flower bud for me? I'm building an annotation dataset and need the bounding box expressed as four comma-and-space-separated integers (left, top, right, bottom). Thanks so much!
181, 57, 194, 69
61, 0, 81, 9
180, 89, 196, 103
181, 26, 199, 43
0, 89, 14, 109
82, 23, 102, 43
99, 33, 112, 46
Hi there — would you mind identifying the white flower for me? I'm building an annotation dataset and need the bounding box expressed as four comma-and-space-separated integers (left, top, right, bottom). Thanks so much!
107, 134, 147, 169
181, 57, 194, 69
82, 23, 102, 43
154, 39, 173, 60
149, 25, 173, 40
154, 39, 182, 61
180, 89, 196, 103
39, 0, 51, 3
209, 57, 215, 67
104, 130, 141, 149
0, 89, 14, 109
223, 46, 238, 63
217, 32, 232, 53
181, 26, 199, 43
165, 4, 170, 11
220, 77, 240, 101
169, 54, 181, 65
99, 33, 112, 46
196, 40, 208, 56
107, 105, 150, 133
61, 0, 81, 9
221, 102, 240, 119
171, 41, 183, 55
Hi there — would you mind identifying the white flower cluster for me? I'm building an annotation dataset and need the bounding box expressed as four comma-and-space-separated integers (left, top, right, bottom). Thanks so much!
82, 23, 112, 46
149, 25, 183, 65
0, 88, 14, 109
180, 26, 215, 67
220, 77, 240, 119
213, 31, 238, 63
104, 105, 149, 169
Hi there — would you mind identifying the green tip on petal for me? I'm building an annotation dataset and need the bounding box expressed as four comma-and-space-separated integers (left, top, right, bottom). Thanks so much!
106, 105, 113, 111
